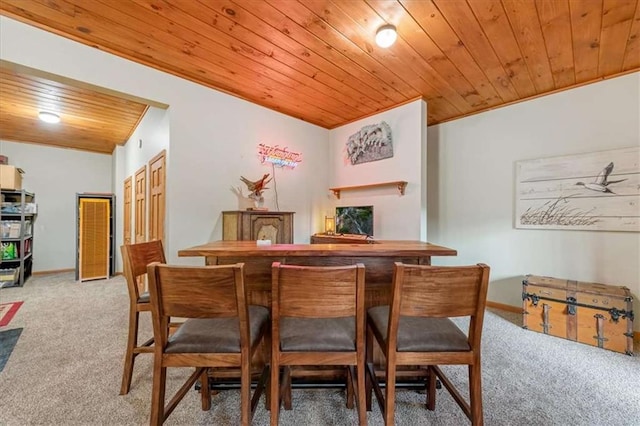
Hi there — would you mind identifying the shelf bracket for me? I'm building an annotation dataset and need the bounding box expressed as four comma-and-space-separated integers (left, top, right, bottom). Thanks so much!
397, 181, 407, 195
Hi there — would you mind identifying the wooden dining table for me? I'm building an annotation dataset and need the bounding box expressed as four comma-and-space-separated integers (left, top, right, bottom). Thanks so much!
178, 240, 457, 308
178, 240, 458, 384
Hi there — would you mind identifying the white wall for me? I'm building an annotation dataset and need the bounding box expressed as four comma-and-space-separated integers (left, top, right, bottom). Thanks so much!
0, 140, 112, 271
1, 16, 330, 267
427, 73, 640, 330
329, 100, 427, 240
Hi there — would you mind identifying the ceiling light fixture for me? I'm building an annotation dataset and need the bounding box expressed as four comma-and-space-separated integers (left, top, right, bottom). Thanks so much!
375, 24, 397, 48
38, 111, 61, 124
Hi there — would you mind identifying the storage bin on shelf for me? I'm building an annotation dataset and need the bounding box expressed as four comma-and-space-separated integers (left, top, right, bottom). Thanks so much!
1, 220, 31, 238
0, 202, 37, 214
0, 267, 19, 285
1, 241, 19, 260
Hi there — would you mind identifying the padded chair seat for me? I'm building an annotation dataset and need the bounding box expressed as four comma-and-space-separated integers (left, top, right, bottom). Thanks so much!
280, 317, 355, 352
137, 291, 150, 304
368, 306, 470, 352
166, 306, 269, 353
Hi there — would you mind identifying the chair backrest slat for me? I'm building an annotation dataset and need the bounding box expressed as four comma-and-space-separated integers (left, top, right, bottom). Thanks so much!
273, 263, 363, 318
121, 240, 166, 300
395, 263, 490, 318
149, 263, 243, 319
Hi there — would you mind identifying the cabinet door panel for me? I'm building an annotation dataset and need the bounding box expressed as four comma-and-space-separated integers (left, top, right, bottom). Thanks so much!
251, 217, 282, 242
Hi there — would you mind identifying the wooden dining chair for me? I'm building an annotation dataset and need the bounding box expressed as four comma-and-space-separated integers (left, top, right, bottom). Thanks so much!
366, 262, 490, 425
147, 262, 269, 425
119, 240, 167, 395
270, 262, 367, 426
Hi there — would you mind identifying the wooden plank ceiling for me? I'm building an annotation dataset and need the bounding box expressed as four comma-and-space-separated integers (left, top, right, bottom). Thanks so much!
0, 65, 149, 154
1, 0, 639, 153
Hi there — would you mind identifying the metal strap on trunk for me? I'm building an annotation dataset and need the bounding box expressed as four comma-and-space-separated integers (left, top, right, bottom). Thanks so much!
522, 292, 634, 322
566, 280, 578, 341
593, 314, 609, 348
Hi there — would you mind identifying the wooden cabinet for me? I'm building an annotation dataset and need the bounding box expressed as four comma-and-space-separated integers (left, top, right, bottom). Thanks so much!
222, 211, 294, 244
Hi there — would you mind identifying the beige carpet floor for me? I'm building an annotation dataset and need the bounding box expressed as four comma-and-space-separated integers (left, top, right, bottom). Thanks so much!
0, 272, 638, 425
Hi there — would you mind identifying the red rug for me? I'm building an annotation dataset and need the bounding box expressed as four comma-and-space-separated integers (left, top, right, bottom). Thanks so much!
0, 301, 23, 327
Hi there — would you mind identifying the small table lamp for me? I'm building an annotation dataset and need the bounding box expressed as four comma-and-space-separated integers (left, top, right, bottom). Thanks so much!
324, 216, 335, 235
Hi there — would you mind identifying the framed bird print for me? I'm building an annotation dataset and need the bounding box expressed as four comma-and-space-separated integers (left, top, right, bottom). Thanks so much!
515, 146, 640, 232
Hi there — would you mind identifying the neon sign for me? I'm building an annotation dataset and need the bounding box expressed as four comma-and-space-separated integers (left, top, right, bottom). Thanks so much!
258, 144, 302, 169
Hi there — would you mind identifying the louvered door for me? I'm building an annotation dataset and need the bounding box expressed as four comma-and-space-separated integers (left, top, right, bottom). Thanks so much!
78, 198, 110, 281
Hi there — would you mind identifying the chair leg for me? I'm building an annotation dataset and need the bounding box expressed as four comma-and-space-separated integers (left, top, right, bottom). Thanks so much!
283, 366, 292, 410
357, 356, 367, 426
426, 366, 436, 410
120, 308, 139, 395
365, 325, 373, 411
264, 332, 271, 410
384, 359, 397, 426
469, 364, 484, 426
270, 357, 280, 426
346, 366, 354, 409
150, 359, 166, 426
200, 369, 211, 411
241, 358, 251, 426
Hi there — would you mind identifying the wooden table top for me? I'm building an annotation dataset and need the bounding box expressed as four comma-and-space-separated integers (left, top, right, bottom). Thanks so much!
178, 240, 457, 258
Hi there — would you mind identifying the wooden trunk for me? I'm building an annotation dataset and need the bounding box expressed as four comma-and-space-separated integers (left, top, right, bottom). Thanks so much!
522, 275, 634, 355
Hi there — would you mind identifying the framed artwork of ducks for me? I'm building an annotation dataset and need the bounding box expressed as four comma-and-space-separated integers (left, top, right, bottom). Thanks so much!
515, 146, 639, 232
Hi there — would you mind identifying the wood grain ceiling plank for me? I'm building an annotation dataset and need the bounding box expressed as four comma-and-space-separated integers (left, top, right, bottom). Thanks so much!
362, 0, 483, 112
599, 0, 637, 74
397, 0, 500, 109
467, 0, 537, 98
0, 91, 141, 132
502, 0, 555, 93
1, 0, 338, 128
0, 79, 144, 122
0, 105, 132, 141
129, 0, 371, 119
301, 0, 460, 122
0, 65, 141, 153
3, 69, 148, 110
0, 125, 115, 153
338, 0, 474, 116
0, 116, 117, 151
87, 0, 349, 125
176, 1, 384, 115
1, 0, 638, 145
74, 0, 344, 126
226, 0, 404, 106
0, 84, 144, 124
569, 0, 603, 83
536, 0, 576, 88
267, 0, 418, 101
622, 1, 640, 70
0, 103, 137, 137
431, 0, 520, 103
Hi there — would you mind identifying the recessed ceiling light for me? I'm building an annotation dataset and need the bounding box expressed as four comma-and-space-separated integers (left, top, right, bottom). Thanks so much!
376, 24, 397, 48
38, 111, 61, 124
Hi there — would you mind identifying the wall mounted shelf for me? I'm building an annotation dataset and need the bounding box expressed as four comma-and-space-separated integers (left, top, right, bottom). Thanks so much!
329, 181, 407, 199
